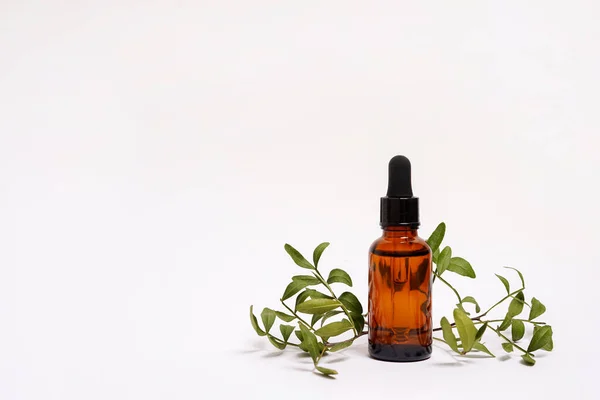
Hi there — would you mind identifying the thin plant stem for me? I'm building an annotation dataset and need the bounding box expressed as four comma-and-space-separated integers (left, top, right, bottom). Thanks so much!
480, 287, 525, 317
433, 336, 448, 345
510, 294, 531, 308
487, 325, 528, 354
312, 270, 359, 336
315, 342, 328, 365
435, 273, 462, 303
432, 315, 546, 332
280, 299, 313, 330
476, 318, 545, 326
269, 335, 300, 347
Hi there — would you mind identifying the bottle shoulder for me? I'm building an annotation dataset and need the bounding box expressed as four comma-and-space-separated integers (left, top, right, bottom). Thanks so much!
369, 234, 431, 254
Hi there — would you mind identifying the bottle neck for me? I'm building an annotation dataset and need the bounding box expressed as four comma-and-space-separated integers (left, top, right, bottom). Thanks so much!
382, 226, 418, 239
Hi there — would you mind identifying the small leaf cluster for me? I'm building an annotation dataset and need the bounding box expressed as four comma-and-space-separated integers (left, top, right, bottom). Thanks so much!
428, 223, 554, 365
250, 242, 365, 376
250, 222, 554, 376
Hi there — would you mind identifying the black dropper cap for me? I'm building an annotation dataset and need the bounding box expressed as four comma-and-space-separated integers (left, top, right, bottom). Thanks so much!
380, 155, 420, 228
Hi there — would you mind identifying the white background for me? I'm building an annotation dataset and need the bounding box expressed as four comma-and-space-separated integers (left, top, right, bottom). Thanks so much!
1, 1, 599, 399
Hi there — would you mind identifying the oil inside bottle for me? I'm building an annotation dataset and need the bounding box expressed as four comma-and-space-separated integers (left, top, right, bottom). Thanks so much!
368, 247, 432, 361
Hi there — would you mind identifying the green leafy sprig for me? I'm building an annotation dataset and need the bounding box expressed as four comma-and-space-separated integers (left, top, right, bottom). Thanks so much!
250, 222, 553, 376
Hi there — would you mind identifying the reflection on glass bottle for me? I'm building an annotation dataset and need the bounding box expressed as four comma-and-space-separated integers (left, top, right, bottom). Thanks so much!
368, 155, 432, 362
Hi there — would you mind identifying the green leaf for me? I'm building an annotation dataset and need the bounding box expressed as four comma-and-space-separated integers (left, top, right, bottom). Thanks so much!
472, 342, 495, 357
498, 316, 512, 331
275, 311, 295, 322
284, 244, 315, 270
426, 222, 446, 253
521, 353, 536, 365
440, 317, 460, 353
432, 247, 440, 263
495, 274, 510, 294
327, 268, 353, 286
456, 302, 471, 316
261, 308, 276, 333
453, 308, 477, 352
295, 290, 311, 309
280, 324, 295, 342
294, 330, 303, 342
349, 311, 365, 334
267, 335, 286, 350
534, 325, 554, 351
312, 242, 330, 268
314, 319, 354, 338
296, 298, 341, 314
475, 322, 488, 341
321, 310, 344, 327
543, 340, 554, 351
500, 292, 525, 331
295, 289, 333, 309
299, 323, 320, 362
317, 342, 325, 355
315, 366, 338, 376
249, 305, 266, 336
437, 246, 452, 275
527, 325, 553, 352
328, 338, 354, 352
504, 266, 525, 288
282, 281, 307, 301
338, 291, 363, 314
507, 291, 525, 318
306, 289, 333, 299
462, 296, 481, 313
502, 342, 514, 353
528, 297, 546, 321
292, 275, 321, 286
447, 257, 476, 278
311, 313, 324, 327
511, 320, 525, 341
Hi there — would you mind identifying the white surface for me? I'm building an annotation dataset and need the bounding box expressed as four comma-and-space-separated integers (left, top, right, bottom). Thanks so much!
1, 1, 599, 399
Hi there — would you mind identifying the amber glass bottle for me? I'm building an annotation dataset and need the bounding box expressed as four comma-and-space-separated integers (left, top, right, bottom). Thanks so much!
368, 156, 432, 362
